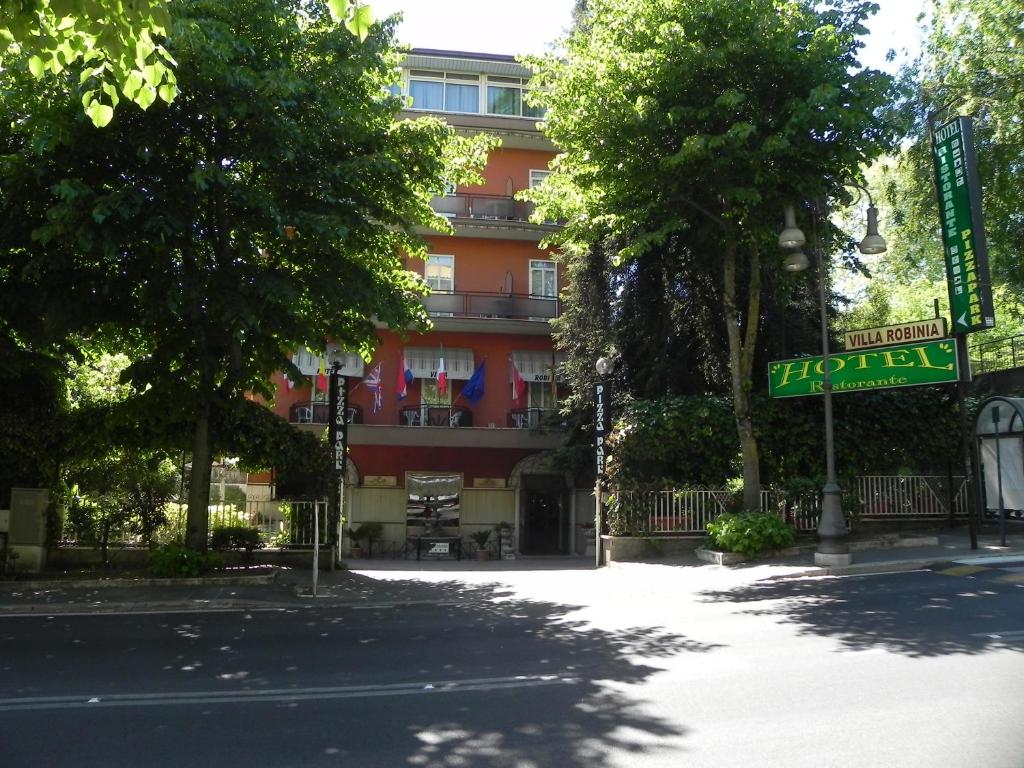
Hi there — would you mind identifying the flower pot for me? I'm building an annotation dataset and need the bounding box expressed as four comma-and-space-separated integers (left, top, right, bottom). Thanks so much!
475, 549, 490, 561
349, 545, 363, 559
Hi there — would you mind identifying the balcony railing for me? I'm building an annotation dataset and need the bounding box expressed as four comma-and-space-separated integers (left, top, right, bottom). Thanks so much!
398, 404, 473, 427
507, 408, 565, 429
422, 290, 559, 320
431, 192, 536, 222
971, 333, 1024, 374
289, 402, 363, 425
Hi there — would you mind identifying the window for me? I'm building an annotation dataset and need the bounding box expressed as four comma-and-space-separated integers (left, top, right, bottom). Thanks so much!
487, 83, 521, 116
529, 260, 557, 298
408, 70, 480, 113
421, 379, 451, 407
409, 78, 443, 110
425, 255, 454, 293
529, 170, 550, 188
486, 76, 546, 118
528, 380, 558, 410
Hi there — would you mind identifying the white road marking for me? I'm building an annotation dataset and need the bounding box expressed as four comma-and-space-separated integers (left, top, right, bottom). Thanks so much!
954, 555, 1024, 566
0, 675, 577, 713
969, 630, 1024, 640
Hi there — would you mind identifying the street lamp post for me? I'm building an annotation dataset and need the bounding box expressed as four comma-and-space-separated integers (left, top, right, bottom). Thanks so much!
593, 356, 615, 568
780, 192, 887, 566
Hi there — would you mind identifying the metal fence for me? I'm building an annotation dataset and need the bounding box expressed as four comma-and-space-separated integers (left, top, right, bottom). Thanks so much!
616, 475, 968, 535
162, 500, 329, 546
62, 500, 329, 548
970, 333, 1024, 374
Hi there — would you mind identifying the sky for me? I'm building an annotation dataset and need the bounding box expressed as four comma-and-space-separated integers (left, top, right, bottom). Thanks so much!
369, 0, 929, 73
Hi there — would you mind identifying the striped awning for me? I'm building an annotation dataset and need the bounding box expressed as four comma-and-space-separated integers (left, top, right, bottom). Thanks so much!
510, 350, 566, 383
404, 347, 475, 380
292, 345, 365, 377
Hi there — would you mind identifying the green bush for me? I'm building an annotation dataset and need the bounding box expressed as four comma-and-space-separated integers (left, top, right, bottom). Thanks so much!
705, 512, 796, 558
210, 525, 264, 554
147, 543, 223, 578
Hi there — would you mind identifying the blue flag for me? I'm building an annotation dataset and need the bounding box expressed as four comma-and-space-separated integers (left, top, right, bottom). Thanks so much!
462, 360, 486, 405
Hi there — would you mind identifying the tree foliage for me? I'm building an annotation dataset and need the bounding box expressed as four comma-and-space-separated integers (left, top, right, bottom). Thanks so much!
873, 0, 1024, 333
0, 0, 484, 549
0, 0, 375, 126
528, 0, 897, 504
1, 0, 176, 126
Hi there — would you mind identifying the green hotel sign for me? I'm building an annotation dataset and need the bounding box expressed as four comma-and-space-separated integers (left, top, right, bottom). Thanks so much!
931, 116, 995, 334
768, 339, 959, 398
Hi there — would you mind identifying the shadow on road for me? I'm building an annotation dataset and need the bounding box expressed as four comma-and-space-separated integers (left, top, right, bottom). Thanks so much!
5, 574, 722, 768
698, 570, 1023, 658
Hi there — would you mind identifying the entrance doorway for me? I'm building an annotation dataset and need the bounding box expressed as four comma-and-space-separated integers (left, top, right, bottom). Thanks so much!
520, 475, 568, 555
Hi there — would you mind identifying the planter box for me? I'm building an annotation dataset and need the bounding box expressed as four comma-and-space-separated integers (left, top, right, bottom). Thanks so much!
601, 535, 702, 563
695, 547, 749, 565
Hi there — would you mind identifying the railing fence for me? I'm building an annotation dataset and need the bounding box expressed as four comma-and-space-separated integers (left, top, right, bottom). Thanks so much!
63, 500, 329, 548
615, 475, 968, 535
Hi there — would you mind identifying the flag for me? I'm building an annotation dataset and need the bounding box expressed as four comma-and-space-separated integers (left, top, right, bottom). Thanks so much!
317, 356, 327, 392
436, 354, 447, 396
365, 363, 383, 414
550, 351, 558, 401
462, 360, 486, 405
511, 358, 526, 403
396, 352, 411, 400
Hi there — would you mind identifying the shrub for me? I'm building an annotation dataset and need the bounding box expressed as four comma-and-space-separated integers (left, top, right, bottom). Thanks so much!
705, 512, 796, 558
148, 543, 223, 578
210, 525, 264, 554
605, 493, 651, 537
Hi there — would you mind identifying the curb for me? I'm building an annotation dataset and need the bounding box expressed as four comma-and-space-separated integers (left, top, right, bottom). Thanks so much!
0, 571, 279, 591
775, 547, 1024, 580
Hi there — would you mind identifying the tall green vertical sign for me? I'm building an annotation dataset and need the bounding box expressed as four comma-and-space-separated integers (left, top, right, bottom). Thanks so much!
931, 116, 995, 334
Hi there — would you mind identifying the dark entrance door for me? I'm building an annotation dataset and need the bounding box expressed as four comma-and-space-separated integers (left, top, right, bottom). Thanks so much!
520, 476, 568, 555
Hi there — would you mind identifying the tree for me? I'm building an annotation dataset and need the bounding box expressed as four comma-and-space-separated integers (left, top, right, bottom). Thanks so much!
0, 0, 375, 127
527, 0, 897, 508
873, 0, 1024, 341
0, 0, 486, 550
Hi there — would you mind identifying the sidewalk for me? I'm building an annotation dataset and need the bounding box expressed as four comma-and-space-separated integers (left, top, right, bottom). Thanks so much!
1, 529, 1021, 615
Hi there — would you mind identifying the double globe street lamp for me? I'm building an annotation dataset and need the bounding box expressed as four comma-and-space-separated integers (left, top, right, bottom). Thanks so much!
778, 191, 887, 566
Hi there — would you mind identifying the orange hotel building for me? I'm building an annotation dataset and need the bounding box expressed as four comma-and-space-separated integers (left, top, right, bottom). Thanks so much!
250, 50, 594, 558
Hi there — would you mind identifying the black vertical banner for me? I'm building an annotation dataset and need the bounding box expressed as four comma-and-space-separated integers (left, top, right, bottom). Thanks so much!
593, 380, 611, 477
329, 369, 348, 474
328, 366, 348, 553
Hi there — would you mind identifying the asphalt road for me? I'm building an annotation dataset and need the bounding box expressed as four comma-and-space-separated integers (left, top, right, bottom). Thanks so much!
2, 560, 1023, 767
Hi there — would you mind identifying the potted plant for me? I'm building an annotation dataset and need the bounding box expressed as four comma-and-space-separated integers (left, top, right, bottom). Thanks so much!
469, 530, 492, 561
346, 526, 365, 559
348, 522, 384, 559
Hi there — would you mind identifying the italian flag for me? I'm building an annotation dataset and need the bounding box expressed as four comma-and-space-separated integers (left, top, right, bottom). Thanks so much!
436, 355, 447, 396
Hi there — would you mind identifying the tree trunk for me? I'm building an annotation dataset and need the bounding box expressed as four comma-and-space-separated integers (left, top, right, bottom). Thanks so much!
722, 237, 763, 512
185, 336, 215, 551
185, 398, 213, 551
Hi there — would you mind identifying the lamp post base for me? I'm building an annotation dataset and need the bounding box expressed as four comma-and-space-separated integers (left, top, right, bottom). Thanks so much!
816, 481, 851, 565
814, 551, 853, 567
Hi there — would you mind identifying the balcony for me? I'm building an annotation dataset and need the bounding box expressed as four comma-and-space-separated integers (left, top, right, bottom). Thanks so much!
289, 402, 363, 425
432, 192, 535, 222
425, 193, 561, 241
507, 408, 565, 429
422, 290, 559, 321
398, 404, 473, 428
